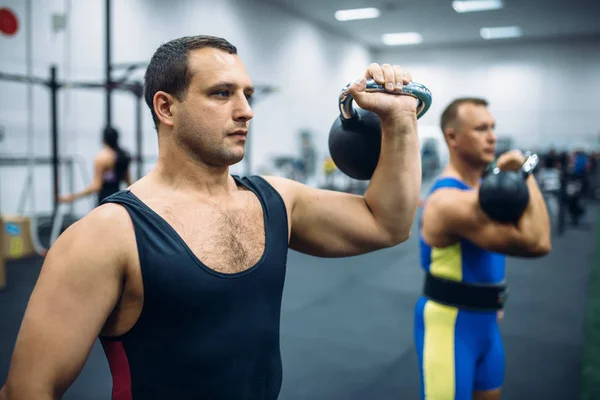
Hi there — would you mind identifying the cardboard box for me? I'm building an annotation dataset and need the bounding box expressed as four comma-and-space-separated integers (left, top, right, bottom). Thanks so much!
2, 215, 36, 261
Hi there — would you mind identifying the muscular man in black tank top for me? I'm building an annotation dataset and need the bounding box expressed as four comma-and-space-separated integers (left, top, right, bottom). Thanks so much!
58, 126, 132, 206
3, 36, 422, 400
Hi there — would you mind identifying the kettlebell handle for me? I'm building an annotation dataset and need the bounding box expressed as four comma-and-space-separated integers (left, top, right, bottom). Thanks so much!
520, 153, 539, 179
338, 79, 433, 121
489, 153, 539, 179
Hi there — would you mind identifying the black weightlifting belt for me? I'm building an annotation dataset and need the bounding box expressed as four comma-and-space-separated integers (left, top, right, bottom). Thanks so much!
423, 273, 508, 311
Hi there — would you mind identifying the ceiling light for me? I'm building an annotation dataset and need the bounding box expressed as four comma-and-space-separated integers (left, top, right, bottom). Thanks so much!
480, 26, 522, 40
381, 32, 423, 46
452, 0, 503, 13
334, 7, 380, 22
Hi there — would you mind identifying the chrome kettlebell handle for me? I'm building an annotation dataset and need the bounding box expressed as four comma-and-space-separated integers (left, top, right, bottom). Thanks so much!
489, 153, 539, 178
338, 79, 433, 121
521, 153, 539, 179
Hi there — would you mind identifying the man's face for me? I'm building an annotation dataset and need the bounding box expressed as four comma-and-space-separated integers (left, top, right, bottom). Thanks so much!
172, 48, 255, 167
448, 103, 497, 166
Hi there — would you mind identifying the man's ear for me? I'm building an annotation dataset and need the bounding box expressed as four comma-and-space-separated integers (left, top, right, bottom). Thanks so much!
445, 127, 458, 149
154, 91, 176, 128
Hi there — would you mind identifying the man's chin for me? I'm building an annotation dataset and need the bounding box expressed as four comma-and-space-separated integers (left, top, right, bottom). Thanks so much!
224, 151, 245, 166
483, 153, 496, 164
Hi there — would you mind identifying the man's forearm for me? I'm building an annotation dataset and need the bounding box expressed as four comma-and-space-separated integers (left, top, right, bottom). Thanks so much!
517, 176, 551, 250
364, 114, 421, 243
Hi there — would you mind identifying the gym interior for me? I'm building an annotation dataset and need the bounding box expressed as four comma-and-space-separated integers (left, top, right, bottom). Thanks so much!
1, 0, 599, 399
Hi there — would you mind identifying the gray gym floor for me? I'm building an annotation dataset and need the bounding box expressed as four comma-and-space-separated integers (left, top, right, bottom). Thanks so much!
0, 191, 596, 399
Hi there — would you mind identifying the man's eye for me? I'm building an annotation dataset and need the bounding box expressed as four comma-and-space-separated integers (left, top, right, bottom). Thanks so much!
215, 91, 230, 97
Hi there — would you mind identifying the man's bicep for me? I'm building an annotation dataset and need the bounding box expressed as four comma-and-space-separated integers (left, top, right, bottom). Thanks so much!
5, 208, 128, 396
264, 176, 389, 257
289, 188, 387, 256
427, 189, 523, 255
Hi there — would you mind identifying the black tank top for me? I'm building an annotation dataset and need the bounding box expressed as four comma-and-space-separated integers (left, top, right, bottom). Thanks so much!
99, 175, 289, 399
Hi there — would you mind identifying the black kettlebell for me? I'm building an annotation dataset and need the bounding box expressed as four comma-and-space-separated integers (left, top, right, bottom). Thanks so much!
328, 79, 433, 181
478, 153, 539, 223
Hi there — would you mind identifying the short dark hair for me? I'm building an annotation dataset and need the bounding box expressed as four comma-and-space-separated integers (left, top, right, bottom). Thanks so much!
440, 97, 489, 133
144, 35, 238, 128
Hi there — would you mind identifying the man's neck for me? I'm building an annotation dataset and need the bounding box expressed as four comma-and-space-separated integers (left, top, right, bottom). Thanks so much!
445, 154, 487, 188
151, 141, 234, 198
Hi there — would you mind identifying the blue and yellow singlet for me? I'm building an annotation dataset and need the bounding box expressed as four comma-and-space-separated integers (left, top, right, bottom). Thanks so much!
415, 177, 506, 399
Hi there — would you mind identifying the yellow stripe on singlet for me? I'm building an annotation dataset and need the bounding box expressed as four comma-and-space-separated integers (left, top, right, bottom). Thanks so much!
430, 242, 462, 282
423, 300, 459, 399
423, 243, 461, 398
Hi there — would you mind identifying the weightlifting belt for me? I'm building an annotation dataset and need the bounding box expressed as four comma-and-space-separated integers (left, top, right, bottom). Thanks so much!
423, 273, 508, 311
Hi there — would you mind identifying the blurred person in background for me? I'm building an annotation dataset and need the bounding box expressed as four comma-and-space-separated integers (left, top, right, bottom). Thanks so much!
416, 97, 551, 400
59, 126, 133, 206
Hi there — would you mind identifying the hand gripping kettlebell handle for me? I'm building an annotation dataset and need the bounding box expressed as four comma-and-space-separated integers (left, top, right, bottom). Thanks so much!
486, 152, 539, 179
338, 79, 433, 121
520, 153, 539, 180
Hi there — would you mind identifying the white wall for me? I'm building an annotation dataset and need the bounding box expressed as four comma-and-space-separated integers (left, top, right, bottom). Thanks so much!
374, 36, 600, 153
0, 0, 371, 216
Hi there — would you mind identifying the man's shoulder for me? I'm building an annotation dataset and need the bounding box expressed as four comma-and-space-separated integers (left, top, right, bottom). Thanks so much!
45, 203, 134, 276
252, 175, 295, 193
257, 174, 287, 186
253, 175, 308, 212
423, 182, 477, 228
67, 203, 133, 243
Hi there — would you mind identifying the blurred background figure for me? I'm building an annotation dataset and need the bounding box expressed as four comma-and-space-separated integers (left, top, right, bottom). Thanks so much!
59, 126, 132, 206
